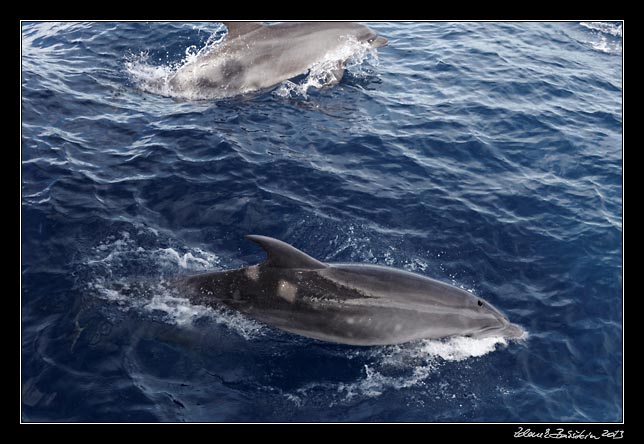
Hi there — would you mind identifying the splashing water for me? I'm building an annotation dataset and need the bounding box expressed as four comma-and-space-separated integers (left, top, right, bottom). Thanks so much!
580, 21, 622, 38
284, 335, 517, 406
579, 22, 622, 54
273, 36, 380, 99
80, 229, 266, 340
124, 23, 227, 99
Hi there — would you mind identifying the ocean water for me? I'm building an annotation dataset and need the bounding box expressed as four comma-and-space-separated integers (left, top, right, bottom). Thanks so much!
21, 21, 622, 422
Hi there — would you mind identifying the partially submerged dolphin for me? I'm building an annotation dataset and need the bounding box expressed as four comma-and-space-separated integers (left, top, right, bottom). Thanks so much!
181, 235, 524, 346
168, 21, 388, 99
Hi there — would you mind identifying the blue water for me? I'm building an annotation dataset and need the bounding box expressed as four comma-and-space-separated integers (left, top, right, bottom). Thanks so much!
21, 21, 622, 422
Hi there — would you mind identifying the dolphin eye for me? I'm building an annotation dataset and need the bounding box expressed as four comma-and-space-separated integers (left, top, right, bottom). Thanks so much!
477, 300, 483, 307
368, 37, 375, 43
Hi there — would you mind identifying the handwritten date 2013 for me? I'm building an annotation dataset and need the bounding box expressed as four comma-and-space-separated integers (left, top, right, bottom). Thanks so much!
514, 427, 624, 440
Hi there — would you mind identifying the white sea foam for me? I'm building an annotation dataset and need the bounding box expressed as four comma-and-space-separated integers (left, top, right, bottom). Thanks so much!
580, 22, 622, 38
155, 248, 217, 271
88, 231, 218, 272
579, 22, 622, 54
334, 362, 437, 400
124, 53, 176, 97
82, 229, 265, 340
274, 37, 379, 99
589, 38, 621, 54
124, 24, 227, 99
416, 336, 508, 361
285, 335, 516, 405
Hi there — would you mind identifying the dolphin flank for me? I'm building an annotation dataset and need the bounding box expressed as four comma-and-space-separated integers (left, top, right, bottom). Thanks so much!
168, 21, 388, 99
180, 235, 524, 346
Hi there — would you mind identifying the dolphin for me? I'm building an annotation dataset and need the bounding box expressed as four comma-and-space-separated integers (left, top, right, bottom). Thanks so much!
168, 21, 388, 99
181, 235, 524, 346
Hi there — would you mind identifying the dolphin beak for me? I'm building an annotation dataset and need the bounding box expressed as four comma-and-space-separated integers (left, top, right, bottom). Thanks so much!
372, 36, 389, 48
502, 323, 526, 339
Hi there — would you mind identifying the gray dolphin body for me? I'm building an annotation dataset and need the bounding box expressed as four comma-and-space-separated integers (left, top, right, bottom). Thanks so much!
181, 235, 524, 346
168, 22, 388, 98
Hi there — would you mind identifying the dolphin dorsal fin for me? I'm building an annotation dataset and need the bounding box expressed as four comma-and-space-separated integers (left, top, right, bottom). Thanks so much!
222, 22, 264, 39
245, 235, 327, 269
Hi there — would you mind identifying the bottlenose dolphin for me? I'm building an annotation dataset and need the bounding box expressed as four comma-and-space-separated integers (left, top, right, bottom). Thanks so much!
181, 235, 524, 346
168, 21, 388, 98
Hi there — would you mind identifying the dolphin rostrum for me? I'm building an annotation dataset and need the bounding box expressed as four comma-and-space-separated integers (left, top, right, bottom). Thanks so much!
181, 235, 524, 346
168, 21, 388, 99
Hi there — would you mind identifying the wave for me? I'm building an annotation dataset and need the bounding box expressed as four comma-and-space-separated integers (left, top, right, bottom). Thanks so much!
579, 22, 622, 54
284, 335, 520, 407
580, 22, 622, 38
